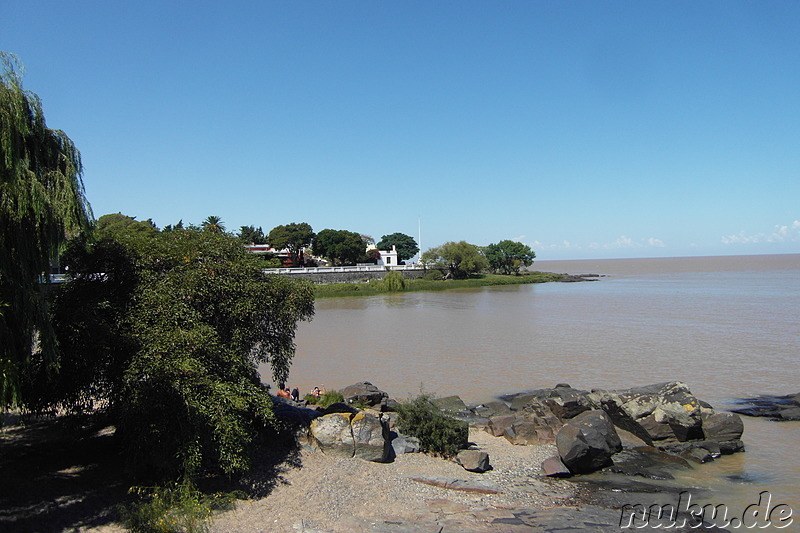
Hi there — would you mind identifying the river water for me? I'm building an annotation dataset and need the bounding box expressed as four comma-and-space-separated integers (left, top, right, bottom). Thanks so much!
261, 253, 799, 518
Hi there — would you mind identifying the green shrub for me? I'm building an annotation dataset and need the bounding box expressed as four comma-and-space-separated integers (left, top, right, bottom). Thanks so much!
422, 270, 444, 281
315, 391, 344, 408
382, 271, 406, 291
395, 395, 468, 458
121, 480, 239, 533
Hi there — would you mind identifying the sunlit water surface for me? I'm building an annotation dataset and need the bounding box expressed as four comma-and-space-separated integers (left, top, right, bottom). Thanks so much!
260, 254, 800, 516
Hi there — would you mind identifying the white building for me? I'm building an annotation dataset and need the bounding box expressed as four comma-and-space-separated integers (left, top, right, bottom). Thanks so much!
366, 244, 399, 266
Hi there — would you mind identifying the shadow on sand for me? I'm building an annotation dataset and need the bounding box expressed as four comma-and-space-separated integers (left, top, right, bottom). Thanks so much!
0, 411, 304, 532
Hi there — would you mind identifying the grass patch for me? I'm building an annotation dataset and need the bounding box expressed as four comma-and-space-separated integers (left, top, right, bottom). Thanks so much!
314, 271, 565, 298
121, 480, 240, 533
303, 390, 345, 408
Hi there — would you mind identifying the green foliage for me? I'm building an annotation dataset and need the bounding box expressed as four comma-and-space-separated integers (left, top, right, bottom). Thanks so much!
395, 395, 468, 458
201, 216, 225, 234
1, 52, 93, 407
381, 271, 406, 292
309, 391, 345, 408
95, 213, 159, 241
376, 233, 419, 262
37, 227, 314, 479
483, 240, 536, 275
422, 270, 444, 281
267, 222, 314, 266
312, 229, 365, 266
237, 225, 266, 245
121, 480, 239, 533
421, 241, 489, 279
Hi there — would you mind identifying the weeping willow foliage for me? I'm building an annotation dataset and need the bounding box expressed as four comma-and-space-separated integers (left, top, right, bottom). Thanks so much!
0, 52, 93, 407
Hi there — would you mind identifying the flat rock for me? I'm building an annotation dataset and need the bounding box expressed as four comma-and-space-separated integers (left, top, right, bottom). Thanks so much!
408, 475, 502, 494
730, 393, 800, 421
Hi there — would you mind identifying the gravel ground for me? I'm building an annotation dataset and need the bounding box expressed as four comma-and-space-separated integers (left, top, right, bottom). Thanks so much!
211, 429, 580, 533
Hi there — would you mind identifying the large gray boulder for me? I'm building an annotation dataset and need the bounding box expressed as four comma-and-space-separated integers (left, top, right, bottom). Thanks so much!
430, 395, 467, 413
309, 412, 355, 458
699, 409, 744, 444
588, 382, 704, 445
351, 411, 390, 462
556, 410, 622, 474
309, 411, 390, 462
341, 381, 388, 407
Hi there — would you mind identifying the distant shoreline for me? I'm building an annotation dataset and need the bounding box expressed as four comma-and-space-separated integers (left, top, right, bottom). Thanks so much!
313, 271, 597, 298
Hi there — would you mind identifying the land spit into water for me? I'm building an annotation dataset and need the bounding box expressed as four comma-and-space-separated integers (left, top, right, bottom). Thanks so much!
313, 271, 598, 298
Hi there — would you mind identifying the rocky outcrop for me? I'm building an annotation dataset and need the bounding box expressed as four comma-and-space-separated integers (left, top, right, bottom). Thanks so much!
730, 393, 800, 421
309, 411, 391, 462
587, 382, 705, 445
341, 381, 389, 407
586, 382, 744, 457
309, 412, 356, 459
556, 410, 622, 474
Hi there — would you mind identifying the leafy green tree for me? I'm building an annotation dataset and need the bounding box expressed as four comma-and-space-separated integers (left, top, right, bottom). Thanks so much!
313, 229, 365, 266
267, 222, 314, 267
31, 228, 314, 479
421, 241, 489, 279
201, 215, 225, 233
163, 220, 184, 233
376, 233, 419, 262
483, 240, 536, 275
95, 213, 159, 241
238, 225, 267, 245
0, 52, 93, 407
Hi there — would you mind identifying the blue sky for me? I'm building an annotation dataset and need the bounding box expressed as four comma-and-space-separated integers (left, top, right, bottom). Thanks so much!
3, 1, 799, 260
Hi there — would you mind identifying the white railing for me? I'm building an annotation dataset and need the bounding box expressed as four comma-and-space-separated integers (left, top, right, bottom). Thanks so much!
265, 264, 423, 275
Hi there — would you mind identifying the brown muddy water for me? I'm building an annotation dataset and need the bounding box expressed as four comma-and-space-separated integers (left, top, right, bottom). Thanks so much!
260, 253, 800, 518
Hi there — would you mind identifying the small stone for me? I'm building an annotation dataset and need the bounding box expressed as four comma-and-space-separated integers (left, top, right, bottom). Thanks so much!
456, 450, 491, 473
541, 455, 571, 477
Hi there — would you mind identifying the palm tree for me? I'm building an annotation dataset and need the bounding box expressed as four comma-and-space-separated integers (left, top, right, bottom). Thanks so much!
1, 52, 93, 406
201, 215, 225, 233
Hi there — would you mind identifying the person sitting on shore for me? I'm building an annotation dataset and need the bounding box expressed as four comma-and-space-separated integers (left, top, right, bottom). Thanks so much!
291, 387, 300, 401
276, 385, 291, 399
311, 387, 321, 397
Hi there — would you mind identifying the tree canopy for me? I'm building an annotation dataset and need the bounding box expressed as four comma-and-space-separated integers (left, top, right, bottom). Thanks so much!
267, 222, 314, 266
483, 240, 536, 275
95, 213, 158, 241
376, 233, 419, 262
201, 215, 225, 233
1, 52, 93, 407
238, 225, 267, 245
313, 229, 365, 266
421, 241, 489, 279
29, 227, 314, 479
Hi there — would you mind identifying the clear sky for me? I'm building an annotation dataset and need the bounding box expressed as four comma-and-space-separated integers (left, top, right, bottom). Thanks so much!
3, 1, 799, 260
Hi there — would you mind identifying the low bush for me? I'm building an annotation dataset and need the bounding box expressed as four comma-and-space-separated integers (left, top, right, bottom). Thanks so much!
422, 270, 444, 281
121, 480, 239, 533
395, 395, 468, 458
305, 391, 345, 408
382, 271, 406, 291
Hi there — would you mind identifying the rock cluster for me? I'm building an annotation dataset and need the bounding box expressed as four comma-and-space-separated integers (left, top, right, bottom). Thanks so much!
730, 392, 800, 421
282, 380, 745, 481
475, 381, 745, 476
